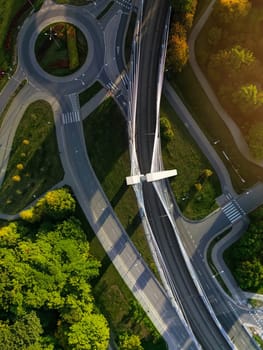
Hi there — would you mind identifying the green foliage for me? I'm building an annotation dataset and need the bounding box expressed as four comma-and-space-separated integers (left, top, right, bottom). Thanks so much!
167, 22, 189, 72
119, 333, 143, 350
0, 312, 44, 350
232, 84, 263, 113
66, 24, 79, 70
0, 100, 63, 214
20, 188, 76, 222
0, 209, 108, 348
225, 206, 263, 292
67, 313, 109, 350
213, 0, 251, 24
160, 115, 174, 143
208, 45, 255, 84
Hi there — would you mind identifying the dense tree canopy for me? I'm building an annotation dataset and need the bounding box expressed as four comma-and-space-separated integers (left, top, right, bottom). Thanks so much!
213, 0, 251, 24
0, 189, 109, 349
225, 207, 263, 292
167, 22, 189, 72
20, 187, 76, 222
118, 333, 143, 350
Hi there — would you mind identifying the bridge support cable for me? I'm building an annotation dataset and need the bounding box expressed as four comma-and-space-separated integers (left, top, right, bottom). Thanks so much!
132, 182, 201, 350
126, 1, 201, 348
150, 6, 171, 173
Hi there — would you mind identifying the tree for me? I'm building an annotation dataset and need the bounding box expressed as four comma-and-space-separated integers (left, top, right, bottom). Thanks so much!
208, 45, 255, 83
232, 84, 263, 113
213, 0, 251, 25
160, 116, 174, 143
20, 187, 76, 222
118, 333, 143, 350
0, 312, 44, 350
67, 313, 110, 350
235, 259, 263, 290
167, 22, 189, 72
44, 187, 76, 219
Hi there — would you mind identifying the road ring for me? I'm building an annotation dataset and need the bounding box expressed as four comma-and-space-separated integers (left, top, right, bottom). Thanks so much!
29, 16, 94, 83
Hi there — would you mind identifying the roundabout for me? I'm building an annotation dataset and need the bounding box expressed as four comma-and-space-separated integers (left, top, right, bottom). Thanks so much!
17, 5, 105, 94
35, 22, 88, 77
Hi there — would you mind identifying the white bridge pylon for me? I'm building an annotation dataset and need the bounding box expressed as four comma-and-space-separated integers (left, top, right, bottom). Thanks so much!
126, 169, 177, 186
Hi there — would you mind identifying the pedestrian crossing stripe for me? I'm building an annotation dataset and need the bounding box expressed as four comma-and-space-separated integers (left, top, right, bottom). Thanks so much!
115, 0, 132, 11
62, 111, 80, 125
221, 200, 245, 223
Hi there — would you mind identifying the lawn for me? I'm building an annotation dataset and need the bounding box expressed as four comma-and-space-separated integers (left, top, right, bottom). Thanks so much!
0, 0, 44, 90
35, 22, 87, 76
169, 64, 263, 193
79, 81, 103, 107
0, 100, 64, 214
161, 96, 221, 220
82, 97, 166, 348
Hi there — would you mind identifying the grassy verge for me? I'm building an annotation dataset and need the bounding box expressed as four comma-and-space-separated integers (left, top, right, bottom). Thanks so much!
66, 24, 79, 70
0, 79, 27, 128
0, 100, 64, 214
0, 0, 44, 91
167, 0, 263, 193
82, 97, 166, 349
35, 22, 87, 76
161, 96, 221, 220
206, 230, 231, 295
254, 335, 263, 349
169, 64, 263, 193
79, 81, 103, 107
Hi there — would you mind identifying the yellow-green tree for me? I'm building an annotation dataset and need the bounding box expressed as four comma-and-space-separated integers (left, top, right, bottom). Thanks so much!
167, 22, 189, 72
214, 0, 251, 24
118, 333, 143, 350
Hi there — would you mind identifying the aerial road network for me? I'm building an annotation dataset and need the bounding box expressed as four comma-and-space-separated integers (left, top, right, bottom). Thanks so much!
0, 0, 263, 349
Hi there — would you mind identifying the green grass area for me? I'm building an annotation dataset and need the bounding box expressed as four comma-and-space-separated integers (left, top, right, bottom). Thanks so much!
206, 229, 231, 295
66, 24, 79, 70
0, 100, 63, 214
254, 334, 263, 349
35, 22, 87, 76
249, 299, 263, 308
169, 65, 263, 193
161, 96, 221, 220
0, 79, 27, 128
79, 81, 103, 107
0, 0, 44, 90
82, 97, 166, 348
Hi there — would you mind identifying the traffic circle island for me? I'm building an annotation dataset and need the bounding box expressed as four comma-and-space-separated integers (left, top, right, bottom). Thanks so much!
35, 22, 88, 77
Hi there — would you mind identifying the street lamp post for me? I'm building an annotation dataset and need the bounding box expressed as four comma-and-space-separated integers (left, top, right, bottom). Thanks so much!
44, 27, 60, 48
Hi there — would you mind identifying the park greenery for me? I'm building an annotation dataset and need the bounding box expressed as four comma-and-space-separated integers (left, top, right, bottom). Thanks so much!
224, 205, 263, 293
0, 100, 63, 214
196, 0, 263, 159
0, 0, 44, 90
0, 188, 110, 350
160, 98, 220, 219
35, 22, 87, 76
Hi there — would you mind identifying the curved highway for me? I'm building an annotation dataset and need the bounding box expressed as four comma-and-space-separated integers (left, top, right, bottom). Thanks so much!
134, 0, 240, 348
